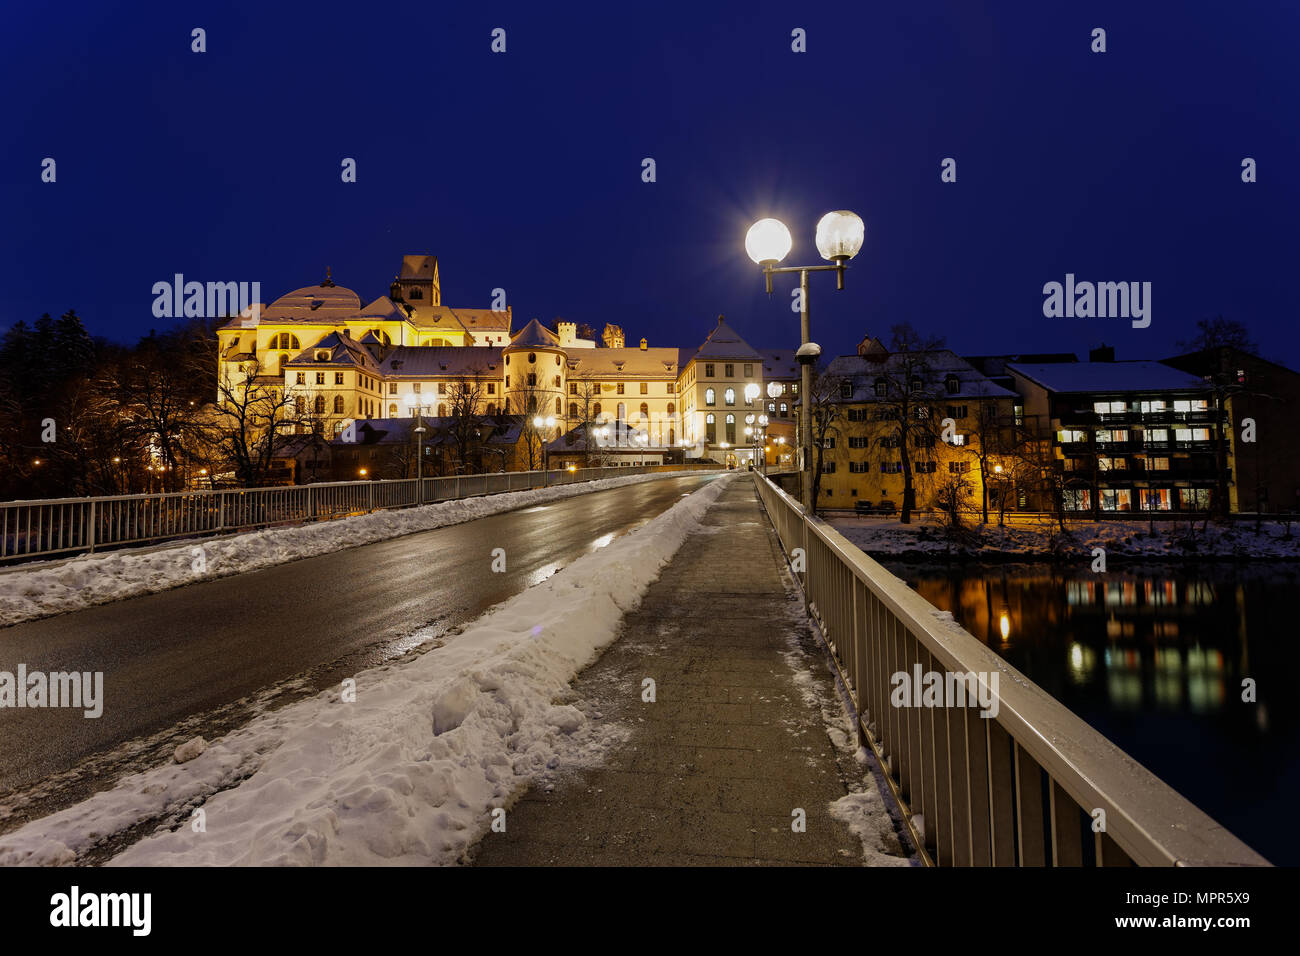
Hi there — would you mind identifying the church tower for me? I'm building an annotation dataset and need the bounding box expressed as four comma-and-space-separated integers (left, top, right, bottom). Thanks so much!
393, 255, 441, 306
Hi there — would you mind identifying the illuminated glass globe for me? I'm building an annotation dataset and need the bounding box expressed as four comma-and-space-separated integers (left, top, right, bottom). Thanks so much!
814, 210, 865, 262
766, 381, 782, 399
745, 218, 792, 265
744, 383, 760, 402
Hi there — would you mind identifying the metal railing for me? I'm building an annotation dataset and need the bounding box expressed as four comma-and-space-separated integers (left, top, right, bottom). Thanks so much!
752, 472, 1268, 867
0, 464, 720, 565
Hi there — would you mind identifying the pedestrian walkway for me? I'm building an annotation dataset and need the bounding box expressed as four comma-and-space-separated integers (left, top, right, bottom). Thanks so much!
472, 477, 910, 866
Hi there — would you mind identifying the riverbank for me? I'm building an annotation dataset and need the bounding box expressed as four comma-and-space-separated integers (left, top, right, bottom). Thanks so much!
828, 514, 1300, 563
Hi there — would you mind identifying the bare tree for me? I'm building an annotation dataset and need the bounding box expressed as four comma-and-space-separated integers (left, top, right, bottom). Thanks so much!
205, 361, 299, 486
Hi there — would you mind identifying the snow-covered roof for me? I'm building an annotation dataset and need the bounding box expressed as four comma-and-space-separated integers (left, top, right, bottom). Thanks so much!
546, 419, 662, 451
507, 318, 561, 349
284, 330, 382, 373
564, 347, 680, 378
1007, 361, 1211, 394
689, 315, 763, 363
400, 255, 438, 279
378, 345, 503, 378
762, 349, 800, 380
409, 304, 510, 335
826, 351, 1017, 401
262, 284, 362, 321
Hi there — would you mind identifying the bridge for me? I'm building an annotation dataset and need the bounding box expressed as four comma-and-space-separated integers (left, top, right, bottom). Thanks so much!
0, 468, 1269, 866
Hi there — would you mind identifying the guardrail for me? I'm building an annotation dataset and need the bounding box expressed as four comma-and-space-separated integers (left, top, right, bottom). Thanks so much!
0, 464, 719, 565
752, 472, 1268, 867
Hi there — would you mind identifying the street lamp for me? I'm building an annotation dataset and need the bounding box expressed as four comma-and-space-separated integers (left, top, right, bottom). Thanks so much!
533, 414, 557, 482
747, 210, 865, 511
404, 393, 432, 482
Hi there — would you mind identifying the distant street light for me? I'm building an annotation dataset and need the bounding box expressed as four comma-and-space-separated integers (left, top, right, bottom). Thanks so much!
533, 414, 557, 482
747, 209, 865, 511
405, 393, 432, 482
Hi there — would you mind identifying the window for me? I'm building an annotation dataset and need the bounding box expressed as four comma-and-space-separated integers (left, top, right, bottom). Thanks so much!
617, 402, 626, 422
527, 373, 537, 386
506, 376, 510, 387
487, 383, 496, 395
316, 372, 325, 385
768, 402, 776, 413
945, 375, 959, 394
705, 364, 714, 378
528, 352, 536, 364
821, 461, 836, 474
848, 461, 869, 473
296, 372, 305, 385
914, 434, 935, 448
1140, 400, 1167, 413
744, 364, 753, 377
640, 402, 649, 418
779, 403, 788, 416
725, 414, 736, 444
412, 383, 421, 394
1057, 429, 1088, 443
333, 395, 344, 414
554, 376, 561, 388
916, 461, 937, 474
1094, 400, 1127, 414
946, 405, 968, 419
848, 436, 869, 448
880, 462, 903, 474
874, 379, 887, 397
438, 403, 448, 417
640, 382, 648, 394
335, 372, 344, 385
840, 382, 853, 399
389, 383, 397, 395
822, 436, 836, 449
314, 396, 326, 414
724, 388, 735, 406
911, 378, 923, 394
705, 413, 716, 443
725, 364, 734, 377
487, 403, 497, 416
705, 388, 715, 406
593, 402, 602, 416
950, 434, 965, 446
1014, 404, 1024, 426
295, 396, 305, 415
616, 383, 625, 395
1148, 457, 1170, 471
949, 461, 970, 474
389, 403, 397, 415
556, 397, 562, 415
667, 402, 675, 414
272, 333, 300, 350
569, 402, 578, 417
569, 382, 578, 395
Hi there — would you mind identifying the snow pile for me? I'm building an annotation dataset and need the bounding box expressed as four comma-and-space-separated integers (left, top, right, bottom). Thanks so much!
830, 791, 913, 867
0, 473, 734, 867
0, 470, 712, 627
831, 514, 1300, 561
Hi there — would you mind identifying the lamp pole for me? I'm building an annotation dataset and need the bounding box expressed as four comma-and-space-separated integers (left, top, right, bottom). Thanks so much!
405, 393, 430, 482
747, 212, 865, 513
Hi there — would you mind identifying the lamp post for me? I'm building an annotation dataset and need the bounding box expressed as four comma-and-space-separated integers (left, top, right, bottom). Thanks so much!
747, 211, 865, 512
533, 415, 557, 483
404, 393, 431, 481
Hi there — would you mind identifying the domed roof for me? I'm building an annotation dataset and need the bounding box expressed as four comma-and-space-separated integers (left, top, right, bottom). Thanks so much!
263, 277, 362, 321
505, 318, 561, 350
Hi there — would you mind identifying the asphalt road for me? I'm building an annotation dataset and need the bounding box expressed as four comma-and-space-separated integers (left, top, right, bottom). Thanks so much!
0, 474, 717, 809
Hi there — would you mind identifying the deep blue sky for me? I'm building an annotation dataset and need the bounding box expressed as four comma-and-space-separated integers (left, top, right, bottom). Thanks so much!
2, 1, 1297, 365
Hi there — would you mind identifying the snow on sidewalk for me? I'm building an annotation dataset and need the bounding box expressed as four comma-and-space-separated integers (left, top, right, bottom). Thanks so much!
0, 470, 709, 628
0, 473, 734, 866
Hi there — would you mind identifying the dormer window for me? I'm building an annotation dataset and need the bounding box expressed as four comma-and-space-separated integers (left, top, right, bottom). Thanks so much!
839, 381, 852, 399
944, 375, 960, 395
315, 349, 331, 362
874, 378, 887, 398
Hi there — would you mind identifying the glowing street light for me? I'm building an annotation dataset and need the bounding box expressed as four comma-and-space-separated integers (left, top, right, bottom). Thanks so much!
746, 209, 865, 512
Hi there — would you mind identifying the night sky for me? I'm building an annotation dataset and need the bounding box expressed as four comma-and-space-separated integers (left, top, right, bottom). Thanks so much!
2, 1, 1297, 365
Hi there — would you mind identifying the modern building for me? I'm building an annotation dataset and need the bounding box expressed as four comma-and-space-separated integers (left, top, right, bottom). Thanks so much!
1006, 360, 1226, 513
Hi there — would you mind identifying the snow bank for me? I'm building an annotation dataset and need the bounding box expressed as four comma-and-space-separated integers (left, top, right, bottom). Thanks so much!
0, 473, 734, 866
831, 514, 1300, 561
0, 470, 712, 628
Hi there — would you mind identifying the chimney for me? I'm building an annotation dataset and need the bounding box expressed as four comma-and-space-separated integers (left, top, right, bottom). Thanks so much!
1089, 343, 1115, 362
639, 337, 647, 350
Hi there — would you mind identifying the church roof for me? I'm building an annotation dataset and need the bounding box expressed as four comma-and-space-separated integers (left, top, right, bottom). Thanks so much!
400, 255, 439, 279
507, 318, 561, 349
408, 305, 511, 336
761, 349, 800, 380
689, 315, 763, 363
262, 283, 362, 321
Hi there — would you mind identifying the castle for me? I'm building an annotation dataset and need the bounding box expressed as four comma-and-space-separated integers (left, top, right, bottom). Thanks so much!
216, 255, 799, 468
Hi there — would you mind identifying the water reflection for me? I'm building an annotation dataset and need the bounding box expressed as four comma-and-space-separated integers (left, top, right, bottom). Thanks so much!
883, 560, 1300, 864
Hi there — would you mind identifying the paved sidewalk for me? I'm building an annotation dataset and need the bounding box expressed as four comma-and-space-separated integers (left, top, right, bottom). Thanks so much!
472, 477, 908, 866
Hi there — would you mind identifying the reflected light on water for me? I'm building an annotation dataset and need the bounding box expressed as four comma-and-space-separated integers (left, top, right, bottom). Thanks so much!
998, 612, 1010, 641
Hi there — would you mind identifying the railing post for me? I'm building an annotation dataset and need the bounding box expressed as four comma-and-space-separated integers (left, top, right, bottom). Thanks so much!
87, 499, 96, 554
368, 481, 375, 512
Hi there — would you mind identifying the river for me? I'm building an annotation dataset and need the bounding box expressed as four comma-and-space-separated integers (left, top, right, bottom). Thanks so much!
880, 559, 1300, 865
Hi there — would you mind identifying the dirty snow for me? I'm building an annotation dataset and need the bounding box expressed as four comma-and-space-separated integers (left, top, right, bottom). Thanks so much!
0, 473, 733, 867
